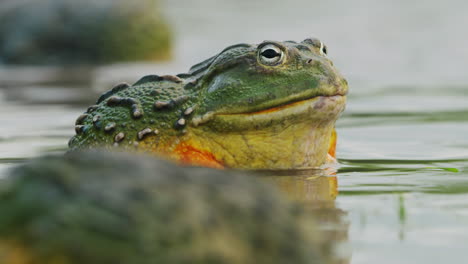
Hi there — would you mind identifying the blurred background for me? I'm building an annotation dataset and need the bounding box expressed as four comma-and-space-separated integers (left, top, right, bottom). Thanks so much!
1, 0, 468, 263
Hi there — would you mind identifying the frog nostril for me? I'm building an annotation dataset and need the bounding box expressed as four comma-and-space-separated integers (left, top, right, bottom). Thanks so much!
306, 59, 313, 64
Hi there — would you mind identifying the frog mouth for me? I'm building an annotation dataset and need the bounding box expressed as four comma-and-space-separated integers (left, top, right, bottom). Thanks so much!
226, 92, 347, 116
235, 94, 344, 115
215, 81, 348, 116
192, 94, 346, 131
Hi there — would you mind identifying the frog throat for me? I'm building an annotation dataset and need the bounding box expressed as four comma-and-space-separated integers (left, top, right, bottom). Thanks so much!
179, 96, 345, 169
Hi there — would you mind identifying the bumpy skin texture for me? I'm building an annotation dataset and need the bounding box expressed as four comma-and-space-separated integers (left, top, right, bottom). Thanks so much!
0, 0, 171, 65
69, 38, 348, 169
0, 151, 326, 264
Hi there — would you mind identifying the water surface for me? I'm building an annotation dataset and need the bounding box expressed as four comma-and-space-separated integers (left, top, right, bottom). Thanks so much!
1, 0, 468, 263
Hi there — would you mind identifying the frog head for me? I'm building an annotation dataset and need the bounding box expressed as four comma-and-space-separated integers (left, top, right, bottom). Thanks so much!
191, 38, 347, 130
185, 38, 348, 169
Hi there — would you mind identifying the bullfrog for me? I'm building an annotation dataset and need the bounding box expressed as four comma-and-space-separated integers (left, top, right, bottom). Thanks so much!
0, 151, 328, 264
68, 38, 348, 169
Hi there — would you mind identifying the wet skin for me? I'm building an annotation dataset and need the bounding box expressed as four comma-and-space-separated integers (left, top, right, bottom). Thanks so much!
68, 38, 348, 169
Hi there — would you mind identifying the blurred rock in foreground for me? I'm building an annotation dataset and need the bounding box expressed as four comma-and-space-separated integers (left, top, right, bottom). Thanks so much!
0, 151, 329, 264
0, 0, 172, 65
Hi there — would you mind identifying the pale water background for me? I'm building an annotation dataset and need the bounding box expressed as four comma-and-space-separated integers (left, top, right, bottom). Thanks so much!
1, 0, 468, 263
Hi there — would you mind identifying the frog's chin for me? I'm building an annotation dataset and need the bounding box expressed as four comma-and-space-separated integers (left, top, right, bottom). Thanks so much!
191, 95, 346, 132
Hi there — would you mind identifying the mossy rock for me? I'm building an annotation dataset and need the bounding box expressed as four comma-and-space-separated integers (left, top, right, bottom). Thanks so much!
0, 151, 328, 264
0, 0, 172, 65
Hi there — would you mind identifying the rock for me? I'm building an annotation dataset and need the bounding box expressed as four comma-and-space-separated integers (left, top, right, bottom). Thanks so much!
0, 150, 327, 264
0, 0, 172, 65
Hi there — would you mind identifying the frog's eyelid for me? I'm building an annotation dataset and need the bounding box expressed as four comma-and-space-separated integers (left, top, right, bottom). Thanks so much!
295, 45, 311, 52
298, 41, 326, 55
260, 44, 281, 54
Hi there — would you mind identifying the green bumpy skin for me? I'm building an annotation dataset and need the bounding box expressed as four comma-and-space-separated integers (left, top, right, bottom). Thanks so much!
69, 38, 348, 169
0, 151, 327, 264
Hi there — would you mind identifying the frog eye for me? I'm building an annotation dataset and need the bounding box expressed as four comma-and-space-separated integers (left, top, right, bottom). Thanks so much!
258, 44, 284, 65
320, 41, 328, 55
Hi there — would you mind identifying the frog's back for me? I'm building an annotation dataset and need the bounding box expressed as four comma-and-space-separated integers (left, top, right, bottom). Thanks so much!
69, 74, 197, 151
68, 43, 253, 157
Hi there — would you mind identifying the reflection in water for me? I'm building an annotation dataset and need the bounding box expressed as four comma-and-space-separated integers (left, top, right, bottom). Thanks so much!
257, 169, 351, 264
398, 194, 406, 241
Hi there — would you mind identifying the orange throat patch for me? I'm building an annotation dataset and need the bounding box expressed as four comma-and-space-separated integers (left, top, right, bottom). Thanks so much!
173, 142, 224, 169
